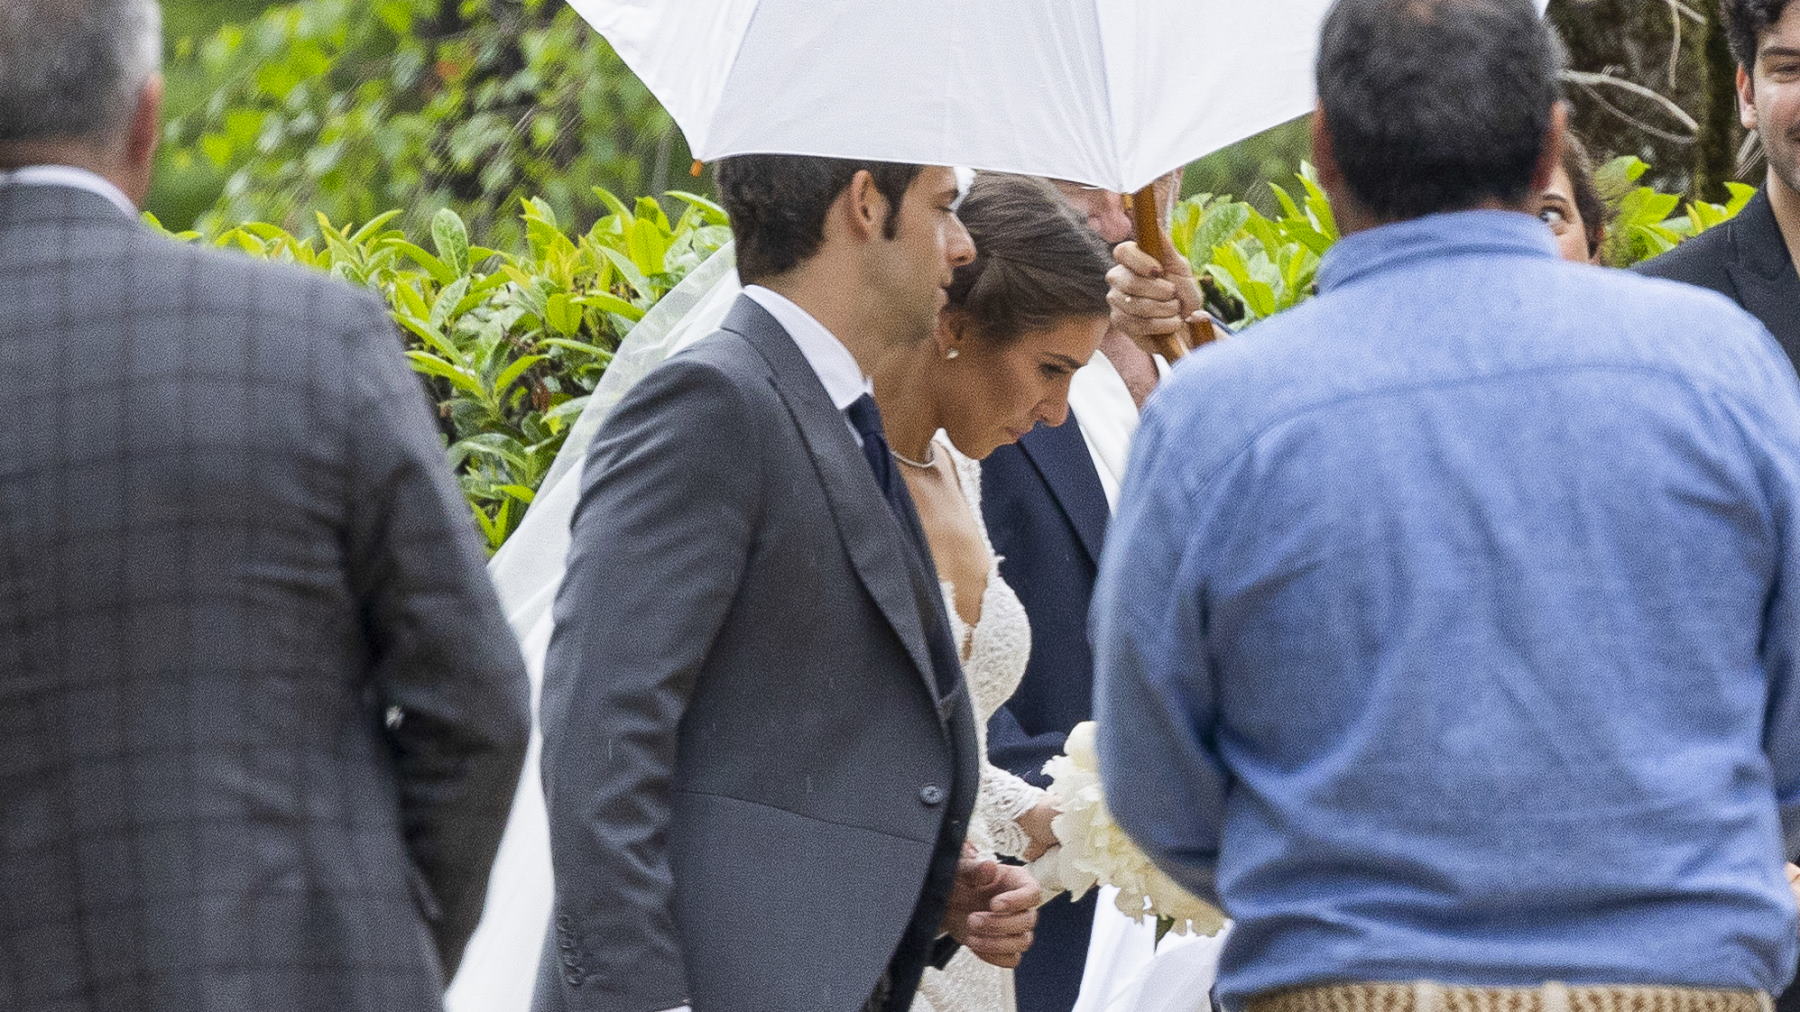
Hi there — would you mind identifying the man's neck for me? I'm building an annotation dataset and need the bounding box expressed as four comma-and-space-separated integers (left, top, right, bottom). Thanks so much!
1766, 168, 1800, 280
0, 143, 137, 209
759, 271, 907, 381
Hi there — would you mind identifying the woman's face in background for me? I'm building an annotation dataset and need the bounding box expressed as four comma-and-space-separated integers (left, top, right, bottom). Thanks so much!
1539, 164, 1596, 264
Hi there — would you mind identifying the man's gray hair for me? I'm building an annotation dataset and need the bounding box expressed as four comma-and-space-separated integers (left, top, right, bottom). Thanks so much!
0, 0, 163, 144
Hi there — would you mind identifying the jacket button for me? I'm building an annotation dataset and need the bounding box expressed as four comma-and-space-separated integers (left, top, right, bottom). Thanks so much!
556, 914, 573, 929
565, 970, 583, 987
919, 785, 946, 806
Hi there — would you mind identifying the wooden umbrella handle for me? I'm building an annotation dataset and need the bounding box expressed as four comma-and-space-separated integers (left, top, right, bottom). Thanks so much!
1126, 184, 1216, 361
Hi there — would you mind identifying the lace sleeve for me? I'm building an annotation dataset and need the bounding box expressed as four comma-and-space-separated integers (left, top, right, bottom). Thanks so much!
977, 756, 1050, 860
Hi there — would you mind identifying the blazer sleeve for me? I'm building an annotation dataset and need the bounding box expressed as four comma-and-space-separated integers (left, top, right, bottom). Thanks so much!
340, 291, 533, 976
537, 352, 765, 1012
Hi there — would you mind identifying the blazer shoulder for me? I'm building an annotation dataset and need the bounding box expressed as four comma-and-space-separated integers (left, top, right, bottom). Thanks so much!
112, 230, 389, 340
603, 330, 783, 441
1633, 220, 1736, 293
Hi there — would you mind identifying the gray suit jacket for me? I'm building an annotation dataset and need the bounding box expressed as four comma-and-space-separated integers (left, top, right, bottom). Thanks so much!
0, 183, 531, 1012
534, 296, 980, 1012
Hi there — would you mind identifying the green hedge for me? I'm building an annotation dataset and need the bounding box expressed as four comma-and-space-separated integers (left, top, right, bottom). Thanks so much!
155, 160, 1742, 552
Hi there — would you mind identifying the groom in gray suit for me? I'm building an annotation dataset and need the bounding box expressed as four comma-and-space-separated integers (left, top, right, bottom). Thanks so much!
536, 156, 1041, 1012
0, 2, 531, 1009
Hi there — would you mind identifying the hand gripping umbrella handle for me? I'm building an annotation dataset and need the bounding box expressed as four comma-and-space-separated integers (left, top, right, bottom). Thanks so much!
1127, 184, 1217, 362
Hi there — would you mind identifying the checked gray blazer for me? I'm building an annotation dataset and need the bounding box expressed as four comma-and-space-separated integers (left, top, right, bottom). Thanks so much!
0, 182, 531, 1012
533, 296, 980, 1012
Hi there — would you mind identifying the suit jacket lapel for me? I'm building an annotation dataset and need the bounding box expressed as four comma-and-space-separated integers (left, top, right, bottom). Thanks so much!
1724, 191, 1800, 369
720, 297, 945, 709
1017, 416, 1110, 567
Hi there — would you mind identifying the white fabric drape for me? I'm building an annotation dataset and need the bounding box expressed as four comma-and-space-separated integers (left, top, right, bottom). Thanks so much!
446, 246, 744, 1012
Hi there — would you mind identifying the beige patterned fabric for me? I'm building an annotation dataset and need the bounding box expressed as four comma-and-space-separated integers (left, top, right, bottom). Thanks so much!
1250, 981, 1772, 1012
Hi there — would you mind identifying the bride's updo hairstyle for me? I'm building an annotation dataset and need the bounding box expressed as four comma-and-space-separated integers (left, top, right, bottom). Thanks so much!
945, 174, 1114, 342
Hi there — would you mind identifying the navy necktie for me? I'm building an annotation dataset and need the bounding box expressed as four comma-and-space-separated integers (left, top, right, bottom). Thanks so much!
845, 393, 902, 511
843, 393, 961, 703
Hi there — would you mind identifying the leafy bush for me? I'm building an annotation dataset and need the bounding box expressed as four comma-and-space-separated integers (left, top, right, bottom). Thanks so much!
1170, 164, 1339, 328
155, 189, 729, 551
1596, 156, 1757, 266
158, 160, 1737, 551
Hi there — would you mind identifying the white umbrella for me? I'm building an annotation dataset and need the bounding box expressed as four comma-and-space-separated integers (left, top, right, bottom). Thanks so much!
574, 0, 1550, 355
576, 0, 1335, 195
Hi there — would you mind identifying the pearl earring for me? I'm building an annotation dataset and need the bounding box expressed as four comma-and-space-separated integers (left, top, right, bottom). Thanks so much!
944, 348, 960, 360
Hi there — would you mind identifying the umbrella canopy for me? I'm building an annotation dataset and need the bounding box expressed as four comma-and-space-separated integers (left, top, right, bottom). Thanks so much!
573, 0, 1550, 194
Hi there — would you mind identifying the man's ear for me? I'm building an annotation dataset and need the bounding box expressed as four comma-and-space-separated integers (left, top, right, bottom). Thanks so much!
1740, 63, 1760, 133
840, 169, 888, 243
1530, 101, 1569, 197
1311, 103, 1343, 193
119, 75, 164, 206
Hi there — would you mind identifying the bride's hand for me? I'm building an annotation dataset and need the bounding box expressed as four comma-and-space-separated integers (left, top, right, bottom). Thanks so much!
1019, 802, 1060, 862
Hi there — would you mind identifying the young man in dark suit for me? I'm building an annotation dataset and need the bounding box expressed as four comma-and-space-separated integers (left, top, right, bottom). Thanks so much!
1637, 0, 1800, 368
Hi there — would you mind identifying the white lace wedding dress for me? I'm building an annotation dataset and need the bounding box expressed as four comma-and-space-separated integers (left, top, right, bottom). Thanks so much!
912, 437, 1047, 1012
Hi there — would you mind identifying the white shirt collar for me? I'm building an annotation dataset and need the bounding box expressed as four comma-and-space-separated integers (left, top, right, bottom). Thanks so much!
743, 284, 873, 411
0, 165, 136, 216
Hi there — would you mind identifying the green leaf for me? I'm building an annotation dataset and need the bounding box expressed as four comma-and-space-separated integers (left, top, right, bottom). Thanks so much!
666, 190, 729, 225
386, 240, 458, 285
590, 186, 632, 221
405, 350, 485, 397
351, 209, 406, 244
433, 208, 472, 275
543, 338, 617, 361
626, 216, 670, 275
572, 291, 646, 321
494, 354, 549, 395
595, 245, 650, 297
1724, 182, 1758, 217
545, 293, 581, 335
430, 276, 473, 329
1192, 201, 1251, 261
543, 395, 593, 429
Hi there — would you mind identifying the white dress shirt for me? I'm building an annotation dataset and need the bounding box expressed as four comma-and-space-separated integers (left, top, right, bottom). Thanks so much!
0, 164, 136, 215
1065, 349, 1171, 510
743, 284, 875, 444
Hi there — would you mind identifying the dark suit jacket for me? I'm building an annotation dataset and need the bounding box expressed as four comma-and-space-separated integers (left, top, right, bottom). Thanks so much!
1636, 188, 1800, 371
980, 414, 1112, 1012
0, 182, 531, 1011
534, 296, 978, 1012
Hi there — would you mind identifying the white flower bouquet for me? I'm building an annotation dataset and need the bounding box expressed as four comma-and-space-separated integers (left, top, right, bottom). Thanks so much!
1026, 721, 1225, 941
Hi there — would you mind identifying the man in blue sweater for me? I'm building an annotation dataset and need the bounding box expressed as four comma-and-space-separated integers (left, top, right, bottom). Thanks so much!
1094, 1, 1800, 1010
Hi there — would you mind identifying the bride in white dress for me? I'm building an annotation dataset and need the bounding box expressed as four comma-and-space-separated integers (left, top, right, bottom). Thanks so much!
865, 173, 1115, 1012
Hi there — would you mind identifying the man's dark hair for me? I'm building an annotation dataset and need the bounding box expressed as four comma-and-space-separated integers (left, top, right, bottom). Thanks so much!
1316, 0, 1564, 222
947, 174, 1112, 343
715, 155, 925, 284
1721, 0, 1794, 70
